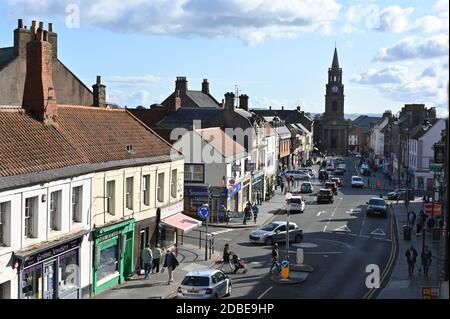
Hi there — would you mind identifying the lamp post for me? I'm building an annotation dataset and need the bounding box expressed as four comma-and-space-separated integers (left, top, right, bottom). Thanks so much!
420, 120, 433, 254
285, 192, 292, 278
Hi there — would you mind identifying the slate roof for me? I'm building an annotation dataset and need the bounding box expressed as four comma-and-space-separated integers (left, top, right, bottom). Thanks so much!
157, 107, 223, 129
186, 91, 221, 108
128, 107, 169, 127
0, 47, 15, 71
410, 119, 440, 139
352, 115, 382, 133
251, 109, 313, 132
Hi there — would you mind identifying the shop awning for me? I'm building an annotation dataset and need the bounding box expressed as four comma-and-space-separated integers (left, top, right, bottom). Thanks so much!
161, 213, 202, 232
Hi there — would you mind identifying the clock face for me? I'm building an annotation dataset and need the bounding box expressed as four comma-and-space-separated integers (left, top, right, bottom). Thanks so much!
332, 86, 339, 93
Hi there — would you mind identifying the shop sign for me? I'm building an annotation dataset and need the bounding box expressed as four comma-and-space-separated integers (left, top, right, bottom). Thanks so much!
185, 186, 209, 197
22, 238, 81, 268
161, 200, 184, 219
245, 163, 255, 172
424, 203, 441, 216
210, 187, 228, 197
232, 164, 241, 172
227, 182, 241, 198
243, 178, 251, 187
229, 179, 236, 185
99, 230, 120, 243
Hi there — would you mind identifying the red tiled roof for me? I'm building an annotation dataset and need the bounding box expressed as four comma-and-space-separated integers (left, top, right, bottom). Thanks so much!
0, 105, 176, 178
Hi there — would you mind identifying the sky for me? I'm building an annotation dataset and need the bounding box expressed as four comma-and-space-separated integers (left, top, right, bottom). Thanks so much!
0, 0, 448, 117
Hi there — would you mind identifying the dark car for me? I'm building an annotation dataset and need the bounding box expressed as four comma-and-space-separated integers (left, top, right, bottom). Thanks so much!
317, 189, 334, 204
324, 181, 338, 195
387, 188, 412, 200
366, 197, 388, 217
318, 169, 329, 181
330, 177, 342, 187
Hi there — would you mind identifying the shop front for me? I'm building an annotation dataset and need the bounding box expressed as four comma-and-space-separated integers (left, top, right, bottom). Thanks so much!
242, 178, 251, 205
184, 185, 210, 219
227, 182, 241, 212
210, 187, 228, 223
252, 172, 264, 204
134, 216, 157, 274
14, 230, 88, 299
160, 200, 202, 249
92, 219, 135, 296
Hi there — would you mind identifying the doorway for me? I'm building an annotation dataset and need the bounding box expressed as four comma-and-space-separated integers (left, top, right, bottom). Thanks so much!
43, 261, 57, 299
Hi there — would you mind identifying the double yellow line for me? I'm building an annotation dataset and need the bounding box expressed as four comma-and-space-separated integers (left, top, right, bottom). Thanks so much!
363, 202, 398, 299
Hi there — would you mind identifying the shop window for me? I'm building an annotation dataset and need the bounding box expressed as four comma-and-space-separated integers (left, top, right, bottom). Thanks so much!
126, 177, 134, 210
72, 186, 83, 223
171, 169, 178, 199
50, 190, 62, 231
142, 175, 150, 206
25, 196, 37, 238
22, 264, 43, 299
106, 181, 115, 215
0, 201, 11, 246
97, 245, 119, 282
58, 249, 79, 294
157, 173, 165, 203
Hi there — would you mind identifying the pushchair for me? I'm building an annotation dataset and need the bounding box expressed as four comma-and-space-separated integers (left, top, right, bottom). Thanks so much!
231, 254, 248, 274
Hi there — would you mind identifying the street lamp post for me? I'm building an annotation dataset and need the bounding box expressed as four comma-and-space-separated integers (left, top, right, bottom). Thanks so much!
420, 120, 433, 254
285, 192, 292, 279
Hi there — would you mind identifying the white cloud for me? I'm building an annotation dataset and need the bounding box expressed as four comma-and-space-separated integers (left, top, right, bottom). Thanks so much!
351, 64, 449, 110
371, 5, 414, 33
107, 75, 161, 86
374, 34, 449, 61
108, 88, 155, 107
433, 0, 449, 18
415, 15, 449, 33
6, 0, 342, 46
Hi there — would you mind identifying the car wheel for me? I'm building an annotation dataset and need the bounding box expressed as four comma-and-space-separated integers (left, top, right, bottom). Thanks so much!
294, 234, 303, 243
265, 237, 274, 246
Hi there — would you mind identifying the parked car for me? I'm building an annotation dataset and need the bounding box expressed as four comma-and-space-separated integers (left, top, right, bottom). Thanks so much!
284, 194, 305, 214
337, 163, 346, 171
316, 188, 334, 204
351, 176, 364, 188
366, 197, 388, 218
330, 177, 342, 187
285, 170, 311, 181
249, 221, 304, 245
334, 167, 345, 175
387, 188, 408, 200
300, 182, 314, 193
178, 269, 231, 299
324, 181, 338, 195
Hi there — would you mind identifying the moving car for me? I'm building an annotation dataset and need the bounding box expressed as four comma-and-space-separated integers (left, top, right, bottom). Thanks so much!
338, 163, 346, 171
178, 269, 231, 299
316, 188, 334, 204
355, 153, 361, 158
249, 221, 304, 245
360, 164, 371, 176
285, 170, 311, 181
324, 181, 338, 195
351, 176, 364, 188
387, 188, 408, 200
330, 177, 342, 187
319, 169, 329, 181
334, 167, 345, 175
284, 194, 305, 214
366, 197, 388, 217
300, 182, 314, 193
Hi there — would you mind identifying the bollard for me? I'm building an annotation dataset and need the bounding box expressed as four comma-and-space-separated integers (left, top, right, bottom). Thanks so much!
296, 248, 304, 265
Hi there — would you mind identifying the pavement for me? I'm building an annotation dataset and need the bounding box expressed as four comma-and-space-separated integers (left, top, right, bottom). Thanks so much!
377, 199, 444, 299
93, 244, 220, 299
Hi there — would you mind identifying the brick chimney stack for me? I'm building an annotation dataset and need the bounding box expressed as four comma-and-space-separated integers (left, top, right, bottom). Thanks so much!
224, 92, 235, 112
202, 79, 210, 94
171, 90, 182, 112
47, 22, 57, 60
92, 76, 107, 107
22, 25, 57, 124
14, 19, 31, 58
239, 94, 249, 111
175, 76, 188, 94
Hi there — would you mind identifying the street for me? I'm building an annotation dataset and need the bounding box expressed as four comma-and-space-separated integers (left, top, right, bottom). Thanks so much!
195, 156, 395, 299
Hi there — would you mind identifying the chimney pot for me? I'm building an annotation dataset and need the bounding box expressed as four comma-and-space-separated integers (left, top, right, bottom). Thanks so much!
93, 75, 107, 107
48, 23, 53, 33
239, 94, 249, 111
202, 78, 210, 95
224, 92, 235, 111
39, 21, 44, 29
32, 20, 36, 28
43, 30, 48, 41
18, 19, 23, 28
175, 76, 188, 93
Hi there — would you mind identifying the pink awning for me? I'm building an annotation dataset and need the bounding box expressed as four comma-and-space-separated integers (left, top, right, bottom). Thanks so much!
161, 213, 202, 232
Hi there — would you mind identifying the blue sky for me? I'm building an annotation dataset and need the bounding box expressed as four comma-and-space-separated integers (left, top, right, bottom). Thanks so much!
0, 0, 448, 116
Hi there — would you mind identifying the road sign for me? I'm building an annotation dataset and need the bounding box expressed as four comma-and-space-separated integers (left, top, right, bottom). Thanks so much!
281, 260, 290, 279
424, 203, 442, 216
197, 205, 210, 219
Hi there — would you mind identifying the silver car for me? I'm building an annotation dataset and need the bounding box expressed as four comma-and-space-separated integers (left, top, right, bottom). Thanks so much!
178, 269, 231, 299
249, 221, 304, 245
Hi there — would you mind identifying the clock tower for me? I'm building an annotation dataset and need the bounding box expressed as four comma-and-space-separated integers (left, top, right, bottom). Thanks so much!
324, 47, 344, 119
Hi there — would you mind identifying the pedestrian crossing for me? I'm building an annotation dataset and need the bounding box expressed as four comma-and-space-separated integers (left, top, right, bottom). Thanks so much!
211, 229, 235, 236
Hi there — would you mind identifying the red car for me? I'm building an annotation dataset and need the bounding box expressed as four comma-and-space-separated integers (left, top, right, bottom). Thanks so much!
330, 177, 342, 187
324, 181, 338, 195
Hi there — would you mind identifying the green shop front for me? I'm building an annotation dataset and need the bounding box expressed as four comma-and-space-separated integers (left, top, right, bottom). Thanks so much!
92, 218, 135, 296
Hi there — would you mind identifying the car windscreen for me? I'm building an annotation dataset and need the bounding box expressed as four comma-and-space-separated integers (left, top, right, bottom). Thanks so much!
319, 190, 331, 195
261, 223, 279, 231
369, 199, 385, 206
301, 183, 311, 188
290, 198, 303, 204
353, 177, 362, 182
182, 276, 210, 286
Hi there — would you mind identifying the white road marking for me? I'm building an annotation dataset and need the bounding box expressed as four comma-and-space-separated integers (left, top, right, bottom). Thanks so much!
334, 225, 351, 232
211, 229, 235, 235
317, 210, 325, 216
257, 286, 274, 299
370, 228, 386, 236
304, 251, 343, 255
323, 225, 328, 232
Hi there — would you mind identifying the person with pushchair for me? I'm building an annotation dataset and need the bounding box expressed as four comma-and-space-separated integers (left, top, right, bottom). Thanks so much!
221, 243, 233, 272
269, 243, 280, 274
231, 253, 248, 274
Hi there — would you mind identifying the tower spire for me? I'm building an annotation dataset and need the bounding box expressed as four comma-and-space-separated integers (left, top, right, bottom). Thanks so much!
332, 47, 339, 69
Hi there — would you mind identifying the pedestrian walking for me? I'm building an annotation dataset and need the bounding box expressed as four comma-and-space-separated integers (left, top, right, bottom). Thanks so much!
269, 243, 280, 274
416, 210, 426, 235
152, 243, 163, 273
221, 244, 233, 272
243, 203, 251, 225
407, 210, 416, 228
140, 244, 153, 279
162, 249, 179, 284
421, 246, 433, 278
252, 202, 259, 224
405, 245, 418, 276
280, 182, 285, 194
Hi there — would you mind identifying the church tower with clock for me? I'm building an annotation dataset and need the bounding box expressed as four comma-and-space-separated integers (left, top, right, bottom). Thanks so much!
313, 47, 349, 155
324, 47, 344, 119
